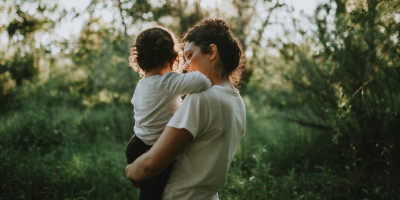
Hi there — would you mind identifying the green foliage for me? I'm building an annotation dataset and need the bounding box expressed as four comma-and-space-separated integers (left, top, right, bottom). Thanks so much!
0, 53, 37, 85
71, 19, 137, 99
0, 73, 136, 199
1, 0, 399, 199
244, 0, 400, 198
0, 0, 65, 105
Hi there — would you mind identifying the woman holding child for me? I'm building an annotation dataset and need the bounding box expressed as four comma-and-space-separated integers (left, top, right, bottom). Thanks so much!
126, 18, 246, 200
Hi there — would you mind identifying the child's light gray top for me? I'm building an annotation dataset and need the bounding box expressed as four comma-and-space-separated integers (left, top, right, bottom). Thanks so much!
131, 71, 212, 145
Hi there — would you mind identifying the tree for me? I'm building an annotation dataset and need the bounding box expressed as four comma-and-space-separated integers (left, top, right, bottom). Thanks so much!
248, 0, 400, 197
0, 0, 66, 104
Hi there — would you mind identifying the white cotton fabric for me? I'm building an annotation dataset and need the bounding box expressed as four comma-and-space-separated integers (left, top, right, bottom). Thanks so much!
131, 71, 211, 145
163, 85, 246, 200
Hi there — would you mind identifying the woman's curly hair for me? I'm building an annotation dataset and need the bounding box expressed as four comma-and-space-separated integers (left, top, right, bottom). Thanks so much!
129, 26, 182, 76
182, 18, 245, 87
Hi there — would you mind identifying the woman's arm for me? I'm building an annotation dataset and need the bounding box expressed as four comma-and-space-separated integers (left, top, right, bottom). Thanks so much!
125, 127, 193, 182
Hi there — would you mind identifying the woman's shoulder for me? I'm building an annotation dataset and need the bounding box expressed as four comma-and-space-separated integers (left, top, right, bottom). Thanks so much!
186, 86, 241, 107
184, 86, 218, 102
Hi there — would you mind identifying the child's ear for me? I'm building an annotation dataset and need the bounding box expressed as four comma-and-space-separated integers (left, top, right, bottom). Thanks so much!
208, 44, 218, 61
170, 59, 175, 70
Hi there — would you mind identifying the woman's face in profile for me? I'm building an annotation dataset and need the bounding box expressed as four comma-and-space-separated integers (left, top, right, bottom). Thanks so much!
183, 41, 210, 75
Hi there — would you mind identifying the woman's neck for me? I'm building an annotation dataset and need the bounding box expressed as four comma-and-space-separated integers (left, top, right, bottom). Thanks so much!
211, 65, 233, 89
208, 63, 228, 85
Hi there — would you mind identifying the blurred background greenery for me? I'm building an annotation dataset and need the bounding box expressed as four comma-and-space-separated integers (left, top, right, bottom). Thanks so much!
0, 0, 399, 199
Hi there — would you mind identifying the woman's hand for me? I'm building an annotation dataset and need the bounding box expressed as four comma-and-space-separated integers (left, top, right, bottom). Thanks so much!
128, 178, 141, 188
125, 127, 193, 182
126, 164, 141, 188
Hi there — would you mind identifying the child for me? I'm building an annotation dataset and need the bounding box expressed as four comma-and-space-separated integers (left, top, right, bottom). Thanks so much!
125, 26, 211, 200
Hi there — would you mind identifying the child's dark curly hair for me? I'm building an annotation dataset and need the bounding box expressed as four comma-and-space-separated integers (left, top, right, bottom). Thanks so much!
182, 18, 245, 87
129, 26, 181, 76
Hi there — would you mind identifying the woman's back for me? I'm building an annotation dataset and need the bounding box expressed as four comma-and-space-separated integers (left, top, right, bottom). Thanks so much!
164, 85, 246, 200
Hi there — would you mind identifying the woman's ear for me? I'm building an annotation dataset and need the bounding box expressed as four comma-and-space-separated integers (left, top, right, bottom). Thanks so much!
208, 44, 218, 61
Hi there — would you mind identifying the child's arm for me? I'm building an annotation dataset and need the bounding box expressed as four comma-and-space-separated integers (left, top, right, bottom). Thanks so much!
161, 71, 212, 94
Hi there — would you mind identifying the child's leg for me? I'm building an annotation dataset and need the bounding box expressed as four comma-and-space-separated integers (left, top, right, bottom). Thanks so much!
138, 163, 173, 200
125, 135, 151, 164
126, 135, 172, 200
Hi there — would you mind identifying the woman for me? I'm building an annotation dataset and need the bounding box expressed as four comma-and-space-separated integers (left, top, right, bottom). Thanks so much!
126, 18, 246, 200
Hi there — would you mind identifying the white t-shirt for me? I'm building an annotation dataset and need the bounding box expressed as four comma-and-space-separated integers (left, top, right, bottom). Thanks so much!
163, 85, 246, 200
132, 71, 211, 145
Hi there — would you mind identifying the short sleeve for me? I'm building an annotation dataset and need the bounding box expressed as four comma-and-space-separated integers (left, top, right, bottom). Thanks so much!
161, 71, 211, 95
166, 92, 207, 138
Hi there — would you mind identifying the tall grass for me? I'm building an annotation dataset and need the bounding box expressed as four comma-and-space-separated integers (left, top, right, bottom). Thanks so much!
219, 86, 397, 200
0, 75, 137, 199
1, 71, 397, 199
